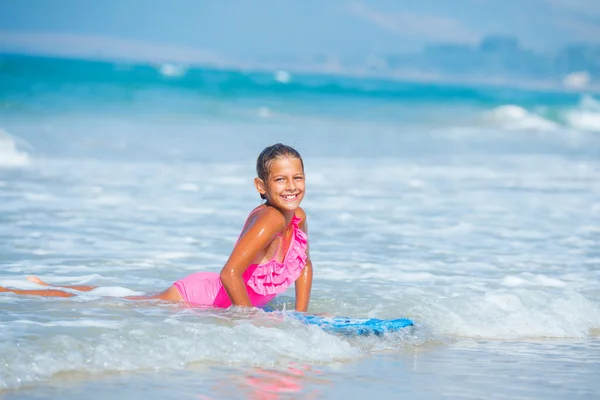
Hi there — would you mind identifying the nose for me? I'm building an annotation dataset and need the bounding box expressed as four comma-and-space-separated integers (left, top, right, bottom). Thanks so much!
286, 178, 296, 192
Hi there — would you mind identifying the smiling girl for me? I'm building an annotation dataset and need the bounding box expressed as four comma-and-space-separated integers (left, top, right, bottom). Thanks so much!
1, 144, 313, 312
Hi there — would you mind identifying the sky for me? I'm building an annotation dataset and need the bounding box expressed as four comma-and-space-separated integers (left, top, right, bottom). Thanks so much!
0, 0, 599, 64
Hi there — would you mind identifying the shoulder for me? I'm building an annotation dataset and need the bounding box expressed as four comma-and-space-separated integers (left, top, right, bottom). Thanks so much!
295, 207, 308, 230
295, 207, 307, 221
248, 206, 286, 233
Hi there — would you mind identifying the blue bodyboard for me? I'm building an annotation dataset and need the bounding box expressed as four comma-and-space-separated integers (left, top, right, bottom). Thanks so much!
290, 313, 414, 336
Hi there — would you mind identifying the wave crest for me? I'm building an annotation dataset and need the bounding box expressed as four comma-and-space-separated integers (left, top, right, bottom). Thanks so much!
0, 129, 30, 167
486, 105, 558, 131
564, 95, 600, 132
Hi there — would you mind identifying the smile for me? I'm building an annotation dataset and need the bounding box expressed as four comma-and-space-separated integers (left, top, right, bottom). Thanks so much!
281, 194, 300, 201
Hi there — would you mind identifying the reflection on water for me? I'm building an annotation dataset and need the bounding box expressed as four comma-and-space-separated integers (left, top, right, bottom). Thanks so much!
242, 364, 328, 400
192, 363, 331, 399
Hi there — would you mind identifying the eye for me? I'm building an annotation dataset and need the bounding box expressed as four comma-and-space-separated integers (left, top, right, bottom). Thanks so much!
294, 176, 304, 180
275, 178, 284, 182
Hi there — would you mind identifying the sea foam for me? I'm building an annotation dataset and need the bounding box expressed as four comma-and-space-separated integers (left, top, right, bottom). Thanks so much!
0, 129, 30, 167
486, 105, 558, 131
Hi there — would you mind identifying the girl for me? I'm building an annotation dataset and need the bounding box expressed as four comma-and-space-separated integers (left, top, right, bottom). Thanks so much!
0, 143, 313, 312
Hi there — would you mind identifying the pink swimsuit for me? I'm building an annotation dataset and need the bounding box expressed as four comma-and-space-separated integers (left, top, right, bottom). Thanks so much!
173, 212, 308, 308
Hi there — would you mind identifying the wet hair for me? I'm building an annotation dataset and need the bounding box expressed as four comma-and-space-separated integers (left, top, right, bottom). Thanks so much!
256, 143, 304, 200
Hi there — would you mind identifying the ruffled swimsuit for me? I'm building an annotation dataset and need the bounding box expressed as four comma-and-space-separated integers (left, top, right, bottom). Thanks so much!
173, 210, 308, 308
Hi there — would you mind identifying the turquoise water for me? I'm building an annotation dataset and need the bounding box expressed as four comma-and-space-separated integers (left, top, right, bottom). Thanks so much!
1, 54, 599, 399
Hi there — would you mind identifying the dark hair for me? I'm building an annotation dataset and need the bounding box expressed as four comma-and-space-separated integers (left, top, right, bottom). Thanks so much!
256, 143, 304, 200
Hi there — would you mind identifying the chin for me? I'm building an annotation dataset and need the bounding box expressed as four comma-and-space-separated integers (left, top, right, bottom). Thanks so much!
272, 196, 303, 211
277, 202, 302, 211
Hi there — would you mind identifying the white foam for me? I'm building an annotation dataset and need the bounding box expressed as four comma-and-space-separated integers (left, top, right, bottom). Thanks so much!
15, 319, 123, 328
23, 192, 56, 201
562, 95, 600, 132
565, 110, 600, 132
177, 183, 200, 191
182, 236, 199, 244
0, 129, 30, 167
484, 293, 524, 313
158, 63, 187, 77
0, 314, 359, 390
532, 275, 567, 288
407, 179, 426, 188
85, 286, 141, 297
500, 274, 567, 288
486, 105, 558, 131
177, 207, 216, 215
92, 195, 131, 205
0, 279, 47, 289
153, 252, 195, 260
274, 70, 291, 84
32, 249, 52, 255
361, 270, 438, 282
211, 176, 246, 185
31, 274, 107, 285
402, 286, 600, 339
500, 276, 528, 287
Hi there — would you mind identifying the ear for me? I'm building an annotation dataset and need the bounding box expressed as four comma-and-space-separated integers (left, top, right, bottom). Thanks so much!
254, 177, 267, 197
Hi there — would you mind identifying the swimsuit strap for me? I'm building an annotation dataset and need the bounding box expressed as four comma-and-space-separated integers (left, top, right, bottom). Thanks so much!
274, 214, 302, 262
269, 214, 300, 263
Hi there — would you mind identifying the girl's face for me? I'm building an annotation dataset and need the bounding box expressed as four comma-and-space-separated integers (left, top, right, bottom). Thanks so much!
256, 156, 305, 212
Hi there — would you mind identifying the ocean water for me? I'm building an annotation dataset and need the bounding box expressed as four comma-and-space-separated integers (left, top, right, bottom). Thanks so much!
1, 54, 599, 399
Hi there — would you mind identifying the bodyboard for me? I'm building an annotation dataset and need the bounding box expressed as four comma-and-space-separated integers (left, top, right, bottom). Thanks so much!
290, 313, 414, 336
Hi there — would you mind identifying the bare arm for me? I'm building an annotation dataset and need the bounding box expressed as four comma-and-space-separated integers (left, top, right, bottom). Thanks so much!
220, 209, 285, 308
295, 209, 313, 312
